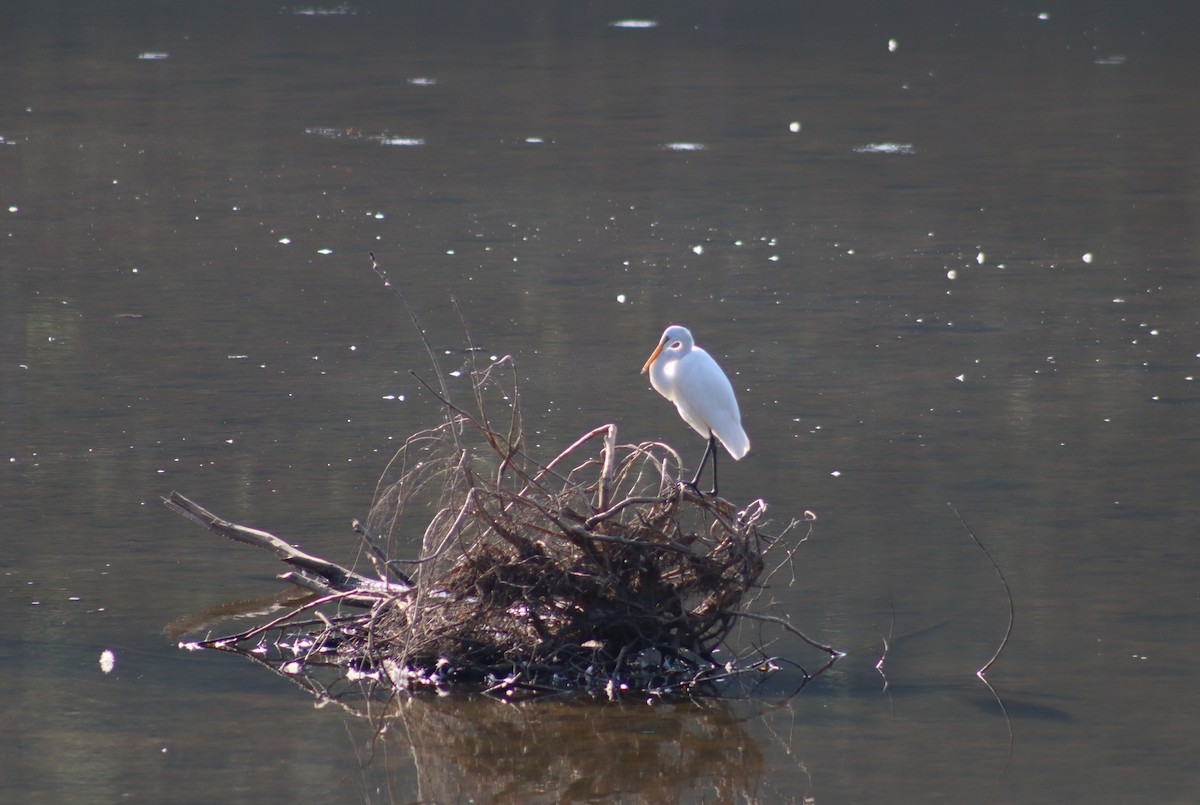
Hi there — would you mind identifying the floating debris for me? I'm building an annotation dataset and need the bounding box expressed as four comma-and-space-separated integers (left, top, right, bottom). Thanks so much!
303, 128, 424, 147
376, 137, 425, 147
166, 354, 836, 701
290, 4, 358, 16
853, 143, 916, 155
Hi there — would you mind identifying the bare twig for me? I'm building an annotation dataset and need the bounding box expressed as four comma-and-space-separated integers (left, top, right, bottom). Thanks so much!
948, 503, 1013, 678
369, 252, 460, 448
725, 610, 843, 658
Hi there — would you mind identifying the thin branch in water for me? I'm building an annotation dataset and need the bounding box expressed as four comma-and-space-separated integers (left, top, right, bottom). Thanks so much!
874, 591, 896, 692
186, 591, 359, 648
949, 503, 1015, 790
948, 503, 1013, 678
725, 610, 844, 659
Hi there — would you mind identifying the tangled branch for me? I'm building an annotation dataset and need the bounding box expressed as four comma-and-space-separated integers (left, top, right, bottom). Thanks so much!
168, 354, 835, 700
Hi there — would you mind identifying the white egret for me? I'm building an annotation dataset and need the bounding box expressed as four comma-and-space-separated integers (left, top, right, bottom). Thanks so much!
641, 325, 749, 495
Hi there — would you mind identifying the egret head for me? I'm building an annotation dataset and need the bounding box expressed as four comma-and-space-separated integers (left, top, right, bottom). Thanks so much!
641, 325, 693, 374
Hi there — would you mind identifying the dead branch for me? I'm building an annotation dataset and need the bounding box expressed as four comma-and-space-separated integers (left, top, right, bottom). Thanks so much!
164, 491, 410, 598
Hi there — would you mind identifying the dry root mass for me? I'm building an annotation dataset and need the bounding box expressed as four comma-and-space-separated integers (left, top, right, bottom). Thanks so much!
169, 355, 830, 701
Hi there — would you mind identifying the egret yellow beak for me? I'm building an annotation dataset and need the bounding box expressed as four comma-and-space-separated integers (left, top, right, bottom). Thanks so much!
641, 341, 664, 374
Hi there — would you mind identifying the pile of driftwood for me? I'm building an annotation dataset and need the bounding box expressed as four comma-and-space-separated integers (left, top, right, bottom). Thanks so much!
167, 355, 835, 701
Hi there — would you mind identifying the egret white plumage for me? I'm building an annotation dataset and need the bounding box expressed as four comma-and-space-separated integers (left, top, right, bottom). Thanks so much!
641, 325, 749, 495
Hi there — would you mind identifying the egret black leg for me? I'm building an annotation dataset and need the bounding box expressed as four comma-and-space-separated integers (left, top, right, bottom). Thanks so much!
688, 433, 718, 495
710, 438, 719, 496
